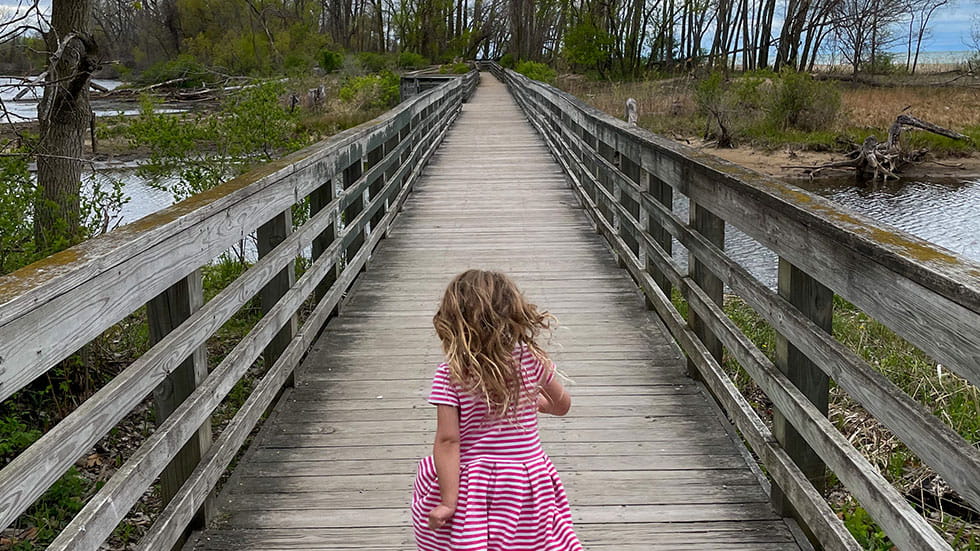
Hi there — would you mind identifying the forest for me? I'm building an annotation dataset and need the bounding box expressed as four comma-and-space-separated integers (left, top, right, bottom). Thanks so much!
0, 0, 967, 80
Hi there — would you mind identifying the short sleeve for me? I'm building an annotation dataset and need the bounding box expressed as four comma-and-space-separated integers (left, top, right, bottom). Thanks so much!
428, 363, 459, 407
542, 359, 557, 385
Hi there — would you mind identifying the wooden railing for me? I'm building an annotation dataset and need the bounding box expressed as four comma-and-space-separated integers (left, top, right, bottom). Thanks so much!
485, 62, 980, 551
0, 70, 478, 550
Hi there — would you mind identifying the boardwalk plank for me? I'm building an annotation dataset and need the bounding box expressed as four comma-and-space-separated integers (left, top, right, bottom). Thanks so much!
188, 74, 799, 550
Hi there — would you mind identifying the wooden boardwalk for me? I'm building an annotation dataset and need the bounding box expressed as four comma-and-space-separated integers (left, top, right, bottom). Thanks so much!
188, 75, 803, 550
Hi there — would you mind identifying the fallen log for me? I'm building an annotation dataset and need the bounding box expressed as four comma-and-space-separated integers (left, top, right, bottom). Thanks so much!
787, 113, 972, 182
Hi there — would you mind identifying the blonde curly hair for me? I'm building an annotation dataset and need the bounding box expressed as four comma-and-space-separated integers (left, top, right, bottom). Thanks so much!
433, 270, 554, 418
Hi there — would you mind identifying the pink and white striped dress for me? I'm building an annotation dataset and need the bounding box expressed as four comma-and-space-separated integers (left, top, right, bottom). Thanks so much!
412, 346, 582, 551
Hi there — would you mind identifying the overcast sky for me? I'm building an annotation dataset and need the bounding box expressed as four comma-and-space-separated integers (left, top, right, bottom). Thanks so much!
1, 0, 978, 53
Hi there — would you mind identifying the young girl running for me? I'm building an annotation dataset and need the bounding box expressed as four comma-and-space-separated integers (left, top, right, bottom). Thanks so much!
412, 270, 583, 551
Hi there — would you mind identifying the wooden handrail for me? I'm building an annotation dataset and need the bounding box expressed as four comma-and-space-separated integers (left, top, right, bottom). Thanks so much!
485, 61, 979, 551
0, 70, 479, 550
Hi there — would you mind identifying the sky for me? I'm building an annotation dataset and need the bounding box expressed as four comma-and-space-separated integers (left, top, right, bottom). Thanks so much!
1, 0, 978, 54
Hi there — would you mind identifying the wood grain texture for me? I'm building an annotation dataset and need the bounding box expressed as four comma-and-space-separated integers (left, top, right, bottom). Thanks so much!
184, 73, 800, 551
497, 64, 966, 550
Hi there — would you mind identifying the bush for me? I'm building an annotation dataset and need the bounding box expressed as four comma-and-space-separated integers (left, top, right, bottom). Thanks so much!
768, 69, 840, 132
499, 53, 516, 69
339, 70, 400, 109
439, 62, 471, 74
283, 51, 314, 74
515, 61, 556, 84
319, 48, 344, 73
397, 51, 429, 69
136, 54, 212, 87
357, 52, 390, 72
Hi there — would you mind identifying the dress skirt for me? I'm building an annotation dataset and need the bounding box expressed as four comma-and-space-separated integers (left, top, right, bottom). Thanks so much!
412, 455, 582, 551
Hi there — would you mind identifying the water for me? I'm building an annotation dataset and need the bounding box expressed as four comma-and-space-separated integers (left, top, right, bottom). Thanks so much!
0, 76, 185, 122
678, 176, 980, 289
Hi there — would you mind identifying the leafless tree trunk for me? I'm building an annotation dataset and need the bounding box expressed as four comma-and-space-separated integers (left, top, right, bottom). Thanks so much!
35, 0, 99, 251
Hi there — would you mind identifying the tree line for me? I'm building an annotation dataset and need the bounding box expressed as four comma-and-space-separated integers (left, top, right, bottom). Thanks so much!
0, 0, 958, 79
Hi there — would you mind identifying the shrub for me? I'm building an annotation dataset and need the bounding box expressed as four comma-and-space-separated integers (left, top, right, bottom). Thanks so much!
439, 62, 471, 74
499, 53, 516, 69
357, 52, 390, 72
767, 69, 840, 132
319, 48, 344, 73
515, 61, 556, 84
283, 51, 314, 74
136, 54, 212, 87
339, 70, 400, 109
397, 51, 429, 69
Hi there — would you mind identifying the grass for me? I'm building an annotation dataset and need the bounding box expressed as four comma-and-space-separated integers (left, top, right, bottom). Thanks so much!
556, 73, 980, 158
690, 291, 980, 548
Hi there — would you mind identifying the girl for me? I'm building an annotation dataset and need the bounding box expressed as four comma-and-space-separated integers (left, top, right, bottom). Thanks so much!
412, 270, 583, 551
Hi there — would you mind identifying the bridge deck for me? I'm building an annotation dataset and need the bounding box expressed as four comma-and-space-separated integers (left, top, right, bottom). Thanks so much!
188, 75, 802, 550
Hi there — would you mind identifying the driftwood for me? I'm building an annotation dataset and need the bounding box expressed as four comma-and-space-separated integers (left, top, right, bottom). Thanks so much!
786, 114, 971, 182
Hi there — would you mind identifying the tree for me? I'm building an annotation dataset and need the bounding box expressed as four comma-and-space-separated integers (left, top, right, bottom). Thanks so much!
34, 0, 99, 252
903, 0, 948, 74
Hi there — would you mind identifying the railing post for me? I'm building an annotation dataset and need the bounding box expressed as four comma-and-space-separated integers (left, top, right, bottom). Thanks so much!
146, 270, 212, 546
257, 209, 298, 386
646, 171, 673, 301
310, 178, 338, 304
772, 258, 832, 515
687, 202, 724, 378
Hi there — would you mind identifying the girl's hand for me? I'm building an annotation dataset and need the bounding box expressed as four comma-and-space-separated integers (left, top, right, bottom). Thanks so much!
428, 503, 456, 530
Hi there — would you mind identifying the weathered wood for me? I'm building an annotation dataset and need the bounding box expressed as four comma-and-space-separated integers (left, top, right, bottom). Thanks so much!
0, 75, 470, 543
0, 79, 465, 403
498, 65, 973, 550
184, 73, 798, 551
257, 210, 298, 388
146, 270, 212, 541
141, 92, 460, 551
772, 259, 832, 517
687, 201, 724, 380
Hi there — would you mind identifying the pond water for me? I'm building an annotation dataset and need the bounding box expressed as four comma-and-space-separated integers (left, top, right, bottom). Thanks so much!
1, 76, 185, 121
674, 176, 980, 288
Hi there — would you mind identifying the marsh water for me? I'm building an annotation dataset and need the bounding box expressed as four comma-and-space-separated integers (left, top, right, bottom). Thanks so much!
671, 176, 980, 288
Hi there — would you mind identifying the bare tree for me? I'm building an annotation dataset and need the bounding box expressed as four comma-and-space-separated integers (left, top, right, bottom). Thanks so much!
34, 0, 99, 251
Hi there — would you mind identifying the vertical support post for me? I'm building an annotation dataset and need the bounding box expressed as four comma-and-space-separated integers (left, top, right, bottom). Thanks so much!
687, 202, 724, 379
772, 258, 832, 515
343, 156, 365, 270
646, 172, 673, 301
310, 179, 337, 304
257, 209, 297, 386
147, 270, 212, 547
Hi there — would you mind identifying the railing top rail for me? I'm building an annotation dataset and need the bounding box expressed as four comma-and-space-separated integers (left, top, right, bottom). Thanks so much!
0, 75, 471, 324
501, 66, 980, 314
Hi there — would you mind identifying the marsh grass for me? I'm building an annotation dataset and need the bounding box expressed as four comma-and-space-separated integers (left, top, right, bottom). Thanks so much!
557, 74, 980, 157
702, 293, 980, 548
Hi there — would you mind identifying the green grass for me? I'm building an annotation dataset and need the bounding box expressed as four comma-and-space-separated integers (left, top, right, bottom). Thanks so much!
669, 288, 980, 548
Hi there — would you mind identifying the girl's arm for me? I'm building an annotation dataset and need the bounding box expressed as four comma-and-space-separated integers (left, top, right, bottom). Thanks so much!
429, 404, 460, 530
538, 367, 571, 416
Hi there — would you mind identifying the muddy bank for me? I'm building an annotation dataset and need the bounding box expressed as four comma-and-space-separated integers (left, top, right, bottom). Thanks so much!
695, 143, 980, 182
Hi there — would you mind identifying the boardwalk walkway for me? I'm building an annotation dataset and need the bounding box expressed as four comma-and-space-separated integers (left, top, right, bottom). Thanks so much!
188, 75, 803, 550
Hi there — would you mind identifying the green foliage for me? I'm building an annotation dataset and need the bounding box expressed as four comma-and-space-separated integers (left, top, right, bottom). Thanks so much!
136, 53, 213, 87
0, 415, 41, 461
563, 21, 613, 73
319, 49, 345, 73
127, 81, 303, 203
515, 61, 556, 84
841, 505, 892, 550
357, 52, 391, 72
767, 69, 840, 132
865, 52, 902, 75
693, 69, 840, 146
8, 468, 89, 549
499, 53, 516, 69
339, 71, 401, 109
439, 62, 470, 74
0, 156, 37, 274
397, 51, 429, 69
